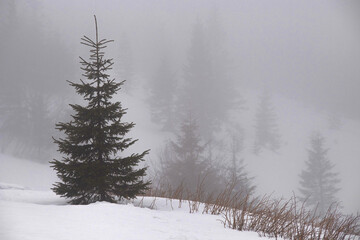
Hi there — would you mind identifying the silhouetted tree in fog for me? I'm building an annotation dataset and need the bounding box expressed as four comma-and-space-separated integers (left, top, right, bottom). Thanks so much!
0, 0, 75, 161
227, 127, 255, 196
299, 133, 340, 216
206, 9, 237, 109
0, 0, 25, 153
253, 89, 280, 154
117, 33, 134, 92
0, 0, 16, 41
51, 17, 150, 204
328, 112, 342, 131
148, 55, 177, 131
179, 15, 236, 139
0, 94, 28, 154
159, 114, 216, 193
26, 94, 53, 160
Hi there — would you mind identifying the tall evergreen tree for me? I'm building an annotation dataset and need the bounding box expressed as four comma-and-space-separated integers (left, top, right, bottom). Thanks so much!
227, 127, 255, 196
0, 0, 23, 135
51, 16, 150, 205
328, 111, 342, 131
117, 32, 134, 93
179, 16, 236, 140
206, 9, 237, 109
148, 54, 177, 131
299, 133, 340, 215
0, 0, 75, 160
253, 89, 280, 154
180, 19, 211, 130
27, 94, 53, 161
178, 19, 221, 140
159, 114, 210, 193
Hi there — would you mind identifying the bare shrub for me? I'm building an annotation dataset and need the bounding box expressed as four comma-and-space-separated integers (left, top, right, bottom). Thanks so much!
221, 194, 360, 240
143, 176, 359, 240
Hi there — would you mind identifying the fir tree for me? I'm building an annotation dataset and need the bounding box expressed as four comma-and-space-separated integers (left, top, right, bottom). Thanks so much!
227, 127, 255, 196
180, 19, 211, 135
160, 114, 209, 193
179, 16, 236, 139
0, 0, 75, 159
27, 94, 54, 161
328, 112, 342, 131
299, 133, 340, 215
51, 16, 150, 205
117, 32, 134, 93
148, 55, 177, 131
254, 89, 280, 154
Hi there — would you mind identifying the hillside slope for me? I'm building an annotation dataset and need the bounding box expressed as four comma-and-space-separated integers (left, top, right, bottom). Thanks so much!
0, 187, 272, 240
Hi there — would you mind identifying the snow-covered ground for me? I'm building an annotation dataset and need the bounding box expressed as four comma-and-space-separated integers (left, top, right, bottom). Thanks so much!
0, 155, 57, 191
0, 186, 272, 240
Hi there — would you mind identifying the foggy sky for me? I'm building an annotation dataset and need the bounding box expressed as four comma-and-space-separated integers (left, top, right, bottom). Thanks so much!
37, 0, 360, 120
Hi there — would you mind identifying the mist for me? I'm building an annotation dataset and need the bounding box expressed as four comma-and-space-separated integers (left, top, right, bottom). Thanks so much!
1, 0, 359, 215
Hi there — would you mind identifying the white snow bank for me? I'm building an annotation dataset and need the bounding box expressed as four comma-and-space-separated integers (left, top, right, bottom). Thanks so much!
0, 183, 26, 190
0, 188, 272, 240
0, 154, 57, 191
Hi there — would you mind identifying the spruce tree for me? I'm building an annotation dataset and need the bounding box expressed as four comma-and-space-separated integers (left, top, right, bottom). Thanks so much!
148, 55, 177, 131
328, 112, 342, 130
254, 89, 280, 154
180, 19, 211, 136
299, 133, 340, 215
179, 16, 236, 139
228, 127, 255, 196
117, 32, 134, 93
51, 16, 150, 205
0, 0, 75, 159
24, 94, 53, 162
160, 114, 209, 193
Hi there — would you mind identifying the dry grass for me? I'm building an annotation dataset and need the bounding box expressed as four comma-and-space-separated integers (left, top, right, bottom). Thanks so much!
142, 179, 360, 240
220, 194, 360, 240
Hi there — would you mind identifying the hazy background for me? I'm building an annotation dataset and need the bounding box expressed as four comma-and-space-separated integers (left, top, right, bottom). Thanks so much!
0, 0, 359, 214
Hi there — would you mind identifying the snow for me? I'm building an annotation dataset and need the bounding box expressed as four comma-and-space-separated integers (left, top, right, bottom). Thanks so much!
0, 183, 26, 190
0, 154, 57, 191
0, 187, 271, 240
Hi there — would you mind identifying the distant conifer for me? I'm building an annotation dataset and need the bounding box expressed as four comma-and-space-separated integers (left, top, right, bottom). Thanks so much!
160, 114, 209, 193
299, 133, 340, 215
228, 127, 255, 196
254, 89, 280, 154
